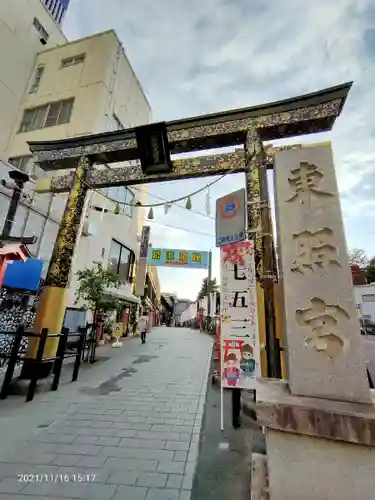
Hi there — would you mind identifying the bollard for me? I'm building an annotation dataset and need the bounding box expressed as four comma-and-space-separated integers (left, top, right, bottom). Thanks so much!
232, 388, 242, 428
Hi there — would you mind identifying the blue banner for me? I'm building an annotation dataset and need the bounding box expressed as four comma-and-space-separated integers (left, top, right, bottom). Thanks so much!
147, 248, 209, 269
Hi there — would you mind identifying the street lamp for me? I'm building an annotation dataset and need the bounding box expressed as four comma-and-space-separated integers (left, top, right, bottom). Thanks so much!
1, 169, 36, 245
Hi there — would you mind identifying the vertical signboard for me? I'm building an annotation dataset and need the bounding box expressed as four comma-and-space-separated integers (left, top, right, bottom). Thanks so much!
216, 189, 246, 247
135, 226, 150, 296
220, 240, 261, 389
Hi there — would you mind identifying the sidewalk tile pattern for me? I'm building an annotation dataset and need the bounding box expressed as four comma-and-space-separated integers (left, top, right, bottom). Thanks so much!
0, 328, 212, 500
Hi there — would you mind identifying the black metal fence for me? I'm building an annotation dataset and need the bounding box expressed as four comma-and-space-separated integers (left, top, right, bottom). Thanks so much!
0, 326, 86, 402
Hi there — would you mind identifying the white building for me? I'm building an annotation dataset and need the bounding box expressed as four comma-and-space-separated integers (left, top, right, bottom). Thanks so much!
354, 284, 375, 322
1, 29, 153, 325
174, 299, 192, 326
0, 0, 67, 160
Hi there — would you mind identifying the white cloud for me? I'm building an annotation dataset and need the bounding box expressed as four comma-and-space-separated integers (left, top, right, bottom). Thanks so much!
64, 0, 375, 298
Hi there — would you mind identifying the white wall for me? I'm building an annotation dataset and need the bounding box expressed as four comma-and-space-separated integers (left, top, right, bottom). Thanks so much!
67, 189, 141, 306
0, 0, 66, 159
2, 28, 152, 309
6, 31, 122, 158
354, 284, 375, 321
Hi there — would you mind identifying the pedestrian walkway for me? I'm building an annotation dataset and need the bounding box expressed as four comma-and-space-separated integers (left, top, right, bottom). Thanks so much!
0, 327, 212, 500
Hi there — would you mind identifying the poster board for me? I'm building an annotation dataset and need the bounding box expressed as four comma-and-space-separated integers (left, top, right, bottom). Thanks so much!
113, 322, 124, 338
220, 240, 261, 389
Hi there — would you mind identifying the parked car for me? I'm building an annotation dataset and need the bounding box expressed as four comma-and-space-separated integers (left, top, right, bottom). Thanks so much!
360, 318, 375, 335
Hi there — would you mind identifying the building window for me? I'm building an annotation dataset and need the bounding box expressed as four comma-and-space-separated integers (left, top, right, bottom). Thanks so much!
61, 54, 86, 68
108, 240, 135, 283
106, 186, 135, 217
18, 99, 74, 132
55, 3, 61, 21
52, 0, 59, 17
57, 5, 63, 23
59, 8, 65, 23
33, 17, 49, 42
8, 156, 33, 173
29, 65, 44, 94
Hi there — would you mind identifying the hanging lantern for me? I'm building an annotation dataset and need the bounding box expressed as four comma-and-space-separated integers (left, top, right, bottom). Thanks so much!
114, 202, 120, 215
186, 196, 192, 210
148, 207, 154, 219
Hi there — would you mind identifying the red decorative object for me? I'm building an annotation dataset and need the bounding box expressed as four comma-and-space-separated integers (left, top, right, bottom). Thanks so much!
350, 265, 366, 285
0, 244, 30, 288
198, 308, 204, 331
223, 339, 244, 360
222, 241, 253, 266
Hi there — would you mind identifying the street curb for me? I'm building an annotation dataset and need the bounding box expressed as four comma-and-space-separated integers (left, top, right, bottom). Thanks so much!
190, 336, 214, 498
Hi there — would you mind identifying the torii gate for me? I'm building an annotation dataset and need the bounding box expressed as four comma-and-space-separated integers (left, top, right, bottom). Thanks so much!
27, 82, 351, 375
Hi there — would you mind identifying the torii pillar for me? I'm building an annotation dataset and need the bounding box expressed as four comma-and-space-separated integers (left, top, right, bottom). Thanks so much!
23, 156, 90, 375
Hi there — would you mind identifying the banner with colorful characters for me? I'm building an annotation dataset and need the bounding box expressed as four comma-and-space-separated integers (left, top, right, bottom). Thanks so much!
220, 240, 261, 389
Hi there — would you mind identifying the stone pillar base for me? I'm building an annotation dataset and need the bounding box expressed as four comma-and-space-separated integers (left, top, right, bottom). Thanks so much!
252, 379, 375, 500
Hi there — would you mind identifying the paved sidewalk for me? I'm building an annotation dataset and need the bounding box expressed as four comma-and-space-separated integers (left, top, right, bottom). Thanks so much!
0, 327, 212, 500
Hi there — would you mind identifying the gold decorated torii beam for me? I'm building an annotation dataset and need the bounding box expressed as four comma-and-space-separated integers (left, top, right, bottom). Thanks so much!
34, 145, 303, 194
29, 82, 350, 171
26, 82, 352, 380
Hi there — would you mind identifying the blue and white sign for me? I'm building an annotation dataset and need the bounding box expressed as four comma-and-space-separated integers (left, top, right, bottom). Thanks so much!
215, 189, 247, 247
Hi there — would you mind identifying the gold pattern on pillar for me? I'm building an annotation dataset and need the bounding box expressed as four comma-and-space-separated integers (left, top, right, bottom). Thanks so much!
45, 156, 90, 288
245, 129, 280, 377
245, 129, 263, 281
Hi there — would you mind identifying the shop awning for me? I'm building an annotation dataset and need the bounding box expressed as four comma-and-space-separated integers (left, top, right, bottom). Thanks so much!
103, 286, 141, 304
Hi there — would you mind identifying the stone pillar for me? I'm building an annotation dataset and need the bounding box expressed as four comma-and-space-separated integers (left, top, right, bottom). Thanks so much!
274, 143, 369, 402
28, 155, 90, 363
252, 143, 375, 500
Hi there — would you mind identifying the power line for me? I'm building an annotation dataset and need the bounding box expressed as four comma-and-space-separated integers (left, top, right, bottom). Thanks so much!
148, 219, 214, 238
3, 164, 222, 241
131, 185, 215, 220
80, 177, 219, 237
87, 169, 230, 208
100, 161, 219, 212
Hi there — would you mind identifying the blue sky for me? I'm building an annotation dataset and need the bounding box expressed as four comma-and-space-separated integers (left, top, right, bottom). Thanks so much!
64, 0, 375, 300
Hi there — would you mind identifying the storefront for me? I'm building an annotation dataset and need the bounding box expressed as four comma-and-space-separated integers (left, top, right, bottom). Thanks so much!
103, 285, 141, 336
